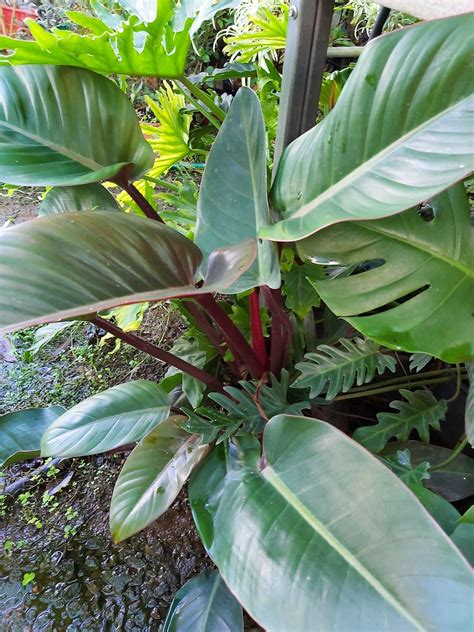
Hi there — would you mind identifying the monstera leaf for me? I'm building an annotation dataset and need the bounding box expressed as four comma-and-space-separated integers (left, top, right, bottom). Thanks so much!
263, 14, 474, 241
190, 416, 472, 631
297, 186, 474, 363
0, 211, 256, 333
0, 65, 154, 186
0, 4, 191, 78
195, 87, 280, 293
39, 184, 121, 215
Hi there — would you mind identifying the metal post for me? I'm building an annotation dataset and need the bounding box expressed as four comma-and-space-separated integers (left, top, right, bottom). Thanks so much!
273, 0, 336, 173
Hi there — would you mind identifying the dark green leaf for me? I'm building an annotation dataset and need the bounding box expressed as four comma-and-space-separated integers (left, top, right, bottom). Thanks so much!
190, 415, 472, 630
0, 211, 255, 334
466, 362, 474, 447
281, 262, 322, 319
264, 15, 474, 241
297, 186, 474, 363
164, 569, 243, 632
195, 87, 280, 293
110, 416, 207, 542
39, 184, 121, 215
406, 483, 460, 535
451, 522, 474, 565
0, 65, 154, 186
0, 406, 64, 466
41, 381, 171, 457
293, 337, 396, 399
354, 389, 447, 453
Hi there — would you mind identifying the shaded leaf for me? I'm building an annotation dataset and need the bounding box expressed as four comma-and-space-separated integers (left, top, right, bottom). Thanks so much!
293, 337, 396, 400
406, 483, 460, 535
355, 390, 447, 453
451, 522, 474, 565
110, 416, 207, 542
164, 569, 243, 632
466, 362, 474, 446
195, 87, 280, 293
39, 184, 121, 216
409, 353, 432, 373
41, 381, 171, 457
297, 186, 474, 363
0, 406, 65, 466
188, 62, 257, 84
281, 262, 322, 319
264, 14, 474, 241
0, 65, 154, 186
190, 415, 472, 631
0, 211, 255, 334
28, 321, 77, 356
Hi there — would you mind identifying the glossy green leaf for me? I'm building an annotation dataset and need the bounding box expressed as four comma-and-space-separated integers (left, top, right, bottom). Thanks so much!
466, 362, 474, 447
297, 186, 474, 363
164, 569, 243, 632
39, 184, 121, 216
281, 262, 322, 319
195, 87, 280, 293
406, 483, 460, 535
0, 211, 255, 334
293, 337, 396, 400
190, 415, 472, 631
41, 381, 171, 457
110, 416, 207, 542
0, 65, 154, 186
0, 7, 191, 78
0, 406, 65, 466
451, 507, 474, 564
173, 0, 242, 37
382, 441, 474, 502
264, 15, 474, 241
354, 390, 447, 453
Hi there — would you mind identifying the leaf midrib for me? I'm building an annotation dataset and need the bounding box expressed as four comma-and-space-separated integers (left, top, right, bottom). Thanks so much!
263, 465, 424, 631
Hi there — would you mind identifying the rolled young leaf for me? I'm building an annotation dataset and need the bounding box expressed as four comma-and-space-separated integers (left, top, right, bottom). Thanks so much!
0, 211, 256, 333
0, 406, 65, 466
263, 14, 474, 242
190, 416, 472, 631
164, 569, 243, 632
110, 416, 208, 542
195, 87, 280, 293
0, 65, 154, 186
297, 185, 474, 363
41, 380, 171, 457
38, 184, 121, 215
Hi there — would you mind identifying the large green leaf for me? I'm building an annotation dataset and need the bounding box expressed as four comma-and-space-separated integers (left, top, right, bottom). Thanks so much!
195, 87, 280, 293
263, 14, 474, 242
0, 211, 255, 333
0, 406, 65, 466
110, 416, 207, 542
466, 362, 474, 447
0, 5, 191, 78
297, 186, 474, 363
38, 184, 121, 216
293, 337, 396, 400
190, 416, 472, 631
164, 569, 243, 632
41, 381, 171, 457
0, 65, 154, 186
354, 389, 447, 453
451, 508, 474, 565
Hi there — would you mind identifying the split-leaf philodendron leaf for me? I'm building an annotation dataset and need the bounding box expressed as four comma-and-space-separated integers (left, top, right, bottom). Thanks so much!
0, 211, 256, 333
263, 14, 474, 242
297, 186, 474, 363
195, 87, 280, 293
38, 184, 121, 215
0, 65, 154, 186
190, 416, 472, 631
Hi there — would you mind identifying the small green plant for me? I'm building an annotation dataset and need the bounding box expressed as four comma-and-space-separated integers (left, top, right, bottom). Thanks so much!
21, 572, 36, 587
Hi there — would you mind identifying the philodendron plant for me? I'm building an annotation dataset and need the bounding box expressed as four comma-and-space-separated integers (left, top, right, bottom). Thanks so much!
1, 10, 473, 631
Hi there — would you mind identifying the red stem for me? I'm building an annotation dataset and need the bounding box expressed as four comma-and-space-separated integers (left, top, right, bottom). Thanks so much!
194, 294, 264, 379
249, 289, 268, 370
123, 183, 164, 223
92, 316, 224, 393
261, 286, 291, 376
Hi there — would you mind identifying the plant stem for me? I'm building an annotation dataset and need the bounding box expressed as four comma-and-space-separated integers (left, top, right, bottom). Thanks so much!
334, 375, 465, 401
447, 364, 462, 403
351, 367, 464, 391
261, 286, 290, 376
249, 289, 268, 369
143, 175, 180, 193
122, 183, 164, 223
174, 81, 221, 130
180, 76, 226, 123
429, 435, 468, 472
195, 294, 264, 379
92, 316, 224, 393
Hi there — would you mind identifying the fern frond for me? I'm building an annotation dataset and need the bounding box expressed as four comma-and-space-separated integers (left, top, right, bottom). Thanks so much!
354, 389, 447, 453
293, 337, 396, 400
